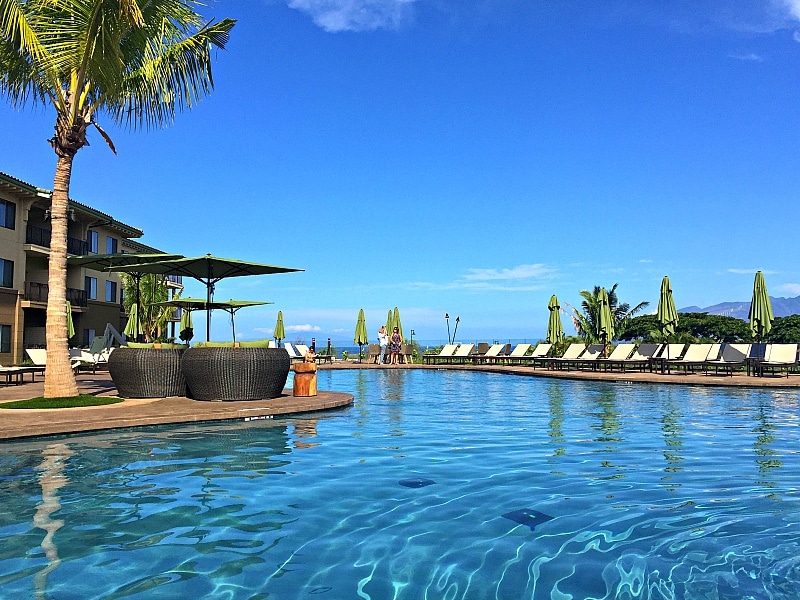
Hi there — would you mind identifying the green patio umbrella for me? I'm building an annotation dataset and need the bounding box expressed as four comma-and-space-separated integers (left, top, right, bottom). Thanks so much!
109, 254, 301, 341
65, 301, 75, 340
656, 276, 679, 359
179, 306, 193, 343
392, 307, 404, 341
153, 297, 271, 343
386, 309, 394, 337
123, 304, 143, 340
70, 252, 184, 342
546, 295, 564, 345
274, 311, 286, 345
354, 309, 369, 363
748, 270, 774, 343
597, 287, 614, 356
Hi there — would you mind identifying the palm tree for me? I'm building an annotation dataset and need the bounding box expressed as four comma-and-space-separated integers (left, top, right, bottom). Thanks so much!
121, 273, 178, 342
1, 0, 234, 396
572, 284, 649, 343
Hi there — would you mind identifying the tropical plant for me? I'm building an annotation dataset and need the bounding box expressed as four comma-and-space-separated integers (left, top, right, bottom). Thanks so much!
571, 284, 649, 343
620, 312, 751, 343
0, 0, 234, 397
121, 273, 177, 342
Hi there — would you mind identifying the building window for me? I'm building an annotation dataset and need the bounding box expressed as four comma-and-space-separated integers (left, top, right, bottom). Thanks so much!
85, 276, 97, 300
0, 199, 15, 230
87, 230, 98, 253
0, 258, 13, 288
120, 287, 126, 305
106, 236, 117, 254
105, 280, 117, 303
83, 328, 96, 347
0, 324, 10, 353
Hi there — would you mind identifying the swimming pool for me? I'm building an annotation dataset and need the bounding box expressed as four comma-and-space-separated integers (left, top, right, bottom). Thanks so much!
1, 369, 799, 599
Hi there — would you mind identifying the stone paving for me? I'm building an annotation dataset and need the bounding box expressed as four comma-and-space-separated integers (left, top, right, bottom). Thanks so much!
0, 361, 797, 441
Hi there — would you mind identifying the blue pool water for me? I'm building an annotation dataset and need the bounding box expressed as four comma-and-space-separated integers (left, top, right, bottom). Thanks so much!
1, 370, 800, 599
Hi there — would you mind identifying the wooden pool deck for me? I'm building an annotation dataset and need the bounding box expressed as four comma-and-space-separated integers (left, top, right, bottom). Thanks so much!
0, 362, 797, 440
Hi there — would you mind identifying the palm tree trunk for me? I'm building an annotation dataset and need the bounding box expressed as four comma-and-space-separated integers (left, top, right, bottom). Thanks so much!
44, 154, 79, 398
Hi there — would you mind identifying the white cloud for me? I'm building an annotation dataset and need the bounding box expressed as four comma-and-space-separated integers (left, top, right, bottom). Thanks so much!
287, 0, 417, 32
784, 0, 800, 20
286, 324, 322, 332
639, 259, 653, 263
776, 283, 800, 295
730, 52, 764, 61
462, 264, 554, 282
728, 268, 777, 275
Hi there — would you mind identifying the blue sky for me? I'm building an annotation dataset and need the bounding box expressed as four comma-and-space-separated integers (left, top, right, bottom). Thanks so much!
4, 0, 800, 345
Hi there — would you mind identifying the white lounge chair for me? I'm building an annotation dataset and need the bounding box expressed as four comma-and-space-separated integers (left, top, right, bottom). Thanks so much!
283, 342, 303, 361
538, 343, 586, 370
705, 343, 750, 376
603, 343, 662, 372
477, 344, 506, 363
665, 343, 713, 374
450, 343, 475, 364
424, 344, 458, 364
503, 343, 532, 365
760, 344, 798, 377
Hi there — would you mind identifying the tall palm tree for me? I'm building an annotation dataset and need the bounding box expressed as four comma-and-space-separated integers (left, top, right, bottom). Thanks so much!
572, 284, 649, 343
0, 0, 234, 396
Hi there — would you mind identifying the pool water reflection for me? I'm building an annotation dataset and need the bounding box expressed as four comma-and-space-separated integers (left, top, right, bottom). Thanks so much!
1, 370, 800, 599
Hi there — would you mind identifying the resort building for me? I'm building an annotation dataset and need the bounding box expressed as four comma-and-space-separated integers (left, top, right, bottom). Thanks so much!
0, 171, 179, 365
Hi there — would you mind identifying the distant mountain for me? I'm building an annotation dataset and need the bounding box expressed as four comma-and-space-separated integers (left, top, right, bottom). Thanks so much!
679, 296, 800, 320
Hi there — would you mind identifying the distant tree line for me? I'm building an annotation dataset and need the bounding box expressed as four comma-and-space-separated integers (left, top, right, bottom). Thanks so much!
619, 313, 800, 344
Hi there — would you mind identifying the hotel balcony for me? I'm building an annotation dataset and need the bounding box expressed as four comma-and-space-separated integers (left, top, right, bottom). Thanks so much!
25, 224, 89, 256
24, 281, 88, 307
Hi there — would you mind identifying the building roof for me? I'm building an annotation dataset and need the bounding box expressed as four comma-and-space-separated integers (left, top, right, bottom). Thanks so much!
0, 170, 143, 238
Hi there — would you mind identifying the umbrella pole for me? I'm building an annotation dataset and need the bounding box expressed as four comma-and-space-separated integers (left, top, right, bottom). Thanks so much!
231, 310, 236, 345
206, 285, 211, 342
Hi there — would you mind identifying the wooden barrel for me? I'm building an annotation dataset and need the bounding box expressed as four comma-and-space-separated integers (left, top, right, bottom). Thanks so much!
293, 362, 317, 397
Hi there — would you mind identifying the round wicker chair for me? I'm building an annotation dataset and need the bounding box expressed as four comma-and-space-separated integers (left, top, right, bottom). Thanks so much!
181, 347, 290, 401
108, 347, 187, 398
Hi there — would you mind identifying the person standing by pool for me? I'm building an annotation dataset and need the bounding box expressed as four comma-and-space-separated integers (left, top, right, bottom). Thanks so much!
390, 326, 403, 365
377, 325, 389, 364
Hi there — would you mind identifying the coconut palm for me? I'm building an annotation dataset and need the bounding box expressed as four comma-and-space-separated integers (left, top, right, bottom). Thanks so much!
572, 284, 649, 343
0, 0, 234, 396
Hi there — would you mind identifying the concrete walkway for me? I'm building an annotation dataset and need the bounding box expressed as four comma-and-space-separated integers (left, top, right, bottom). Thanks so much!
0, 362, 797, 441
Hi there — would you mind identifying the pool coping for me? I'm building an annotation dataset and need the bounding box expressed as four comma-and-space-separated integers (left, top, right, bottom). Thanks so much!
0, 362, 797, 440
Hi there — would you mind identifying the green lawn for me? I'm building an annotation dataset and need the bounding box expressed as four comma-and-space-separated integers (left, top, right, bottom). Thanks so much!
0, 395, 123, 409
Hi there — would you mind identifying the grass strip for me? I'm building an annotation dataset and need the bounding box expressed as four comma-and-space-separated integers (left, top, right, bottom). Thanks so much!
0, 395, 123, 409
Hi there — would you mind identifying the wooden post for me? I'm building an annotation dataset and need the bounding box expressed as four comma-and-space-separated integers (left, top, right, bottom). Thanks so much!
293, 362, 317, 397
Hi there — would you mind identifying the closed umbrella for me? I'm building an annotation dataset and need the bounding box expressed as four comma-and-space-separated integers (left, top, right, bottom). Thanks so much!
386, 310, 394, 337
65, 301, 75, 340
656, 276, 679, 359
274, 311, 286, 345
392, 307, 404, 342
123, 304, 143, 340
749, 270, 774, 343
546, 295, 564, 345
354, 309, 368, 363
597, 287, 614, 356
179, 307, 193, 343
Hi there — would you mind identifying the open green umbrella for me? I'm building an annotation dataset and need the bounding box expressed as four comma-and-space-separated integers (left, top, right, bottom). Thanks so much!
656, 276, 679, 359
749, 270, 774, 343
274, 311, 286, 345
123, 304, 143, 340
546, 295, 564, 345
354, 309, 368, 363
65, 301, 75, 340
597, 287, 614, 356
392, 307, 404, 341
109, 254, 301, 341
152, 297, 271, 343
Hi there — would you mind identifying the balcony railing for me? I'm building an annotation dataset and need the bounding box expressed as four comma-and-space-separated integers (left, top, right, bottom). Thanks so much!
26, 225, 89, 255
24, 281, 88, 307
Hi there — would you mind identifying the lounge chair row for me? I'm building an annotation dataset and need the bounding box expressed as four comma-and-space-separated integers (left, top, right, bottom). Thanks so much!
421, 342, 800, 376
